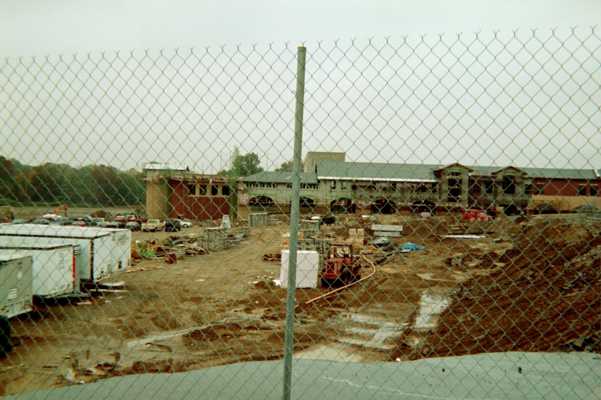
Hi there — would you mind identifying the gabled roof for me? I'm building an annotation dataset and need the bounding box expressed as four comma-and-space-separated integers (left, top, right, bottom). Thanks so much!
242, 171, 318, 184
490, 166, 527, 175
434, 162, 473, 172
317, 160, 438, 182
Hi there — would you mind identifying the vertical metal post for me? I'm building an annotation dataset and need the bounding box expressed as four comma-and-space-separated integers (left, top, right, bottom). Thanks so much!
283, 45, 306, 400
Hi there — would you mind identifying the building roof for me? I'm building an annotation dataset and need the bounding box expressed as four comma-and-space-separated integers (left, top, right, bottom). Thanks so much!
244, 158, 599, 184
521, 167, 598, 180
316, 160, 599, 181
242, 171, 318, 184
317, 160, 438, 182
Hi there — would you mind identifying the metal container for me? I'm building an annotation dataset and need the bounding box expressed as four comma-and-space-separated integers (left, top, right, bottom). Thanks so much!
0, 254, 33, 318
249, 212, 269, 227
0, 224, 131, 284
300, 219, 320, 236
0, 244, 78, 296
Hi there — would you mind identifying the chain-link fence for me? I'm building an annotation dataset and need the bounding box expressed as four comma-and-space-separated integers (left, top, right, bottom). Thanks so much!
1, 27, 601, 399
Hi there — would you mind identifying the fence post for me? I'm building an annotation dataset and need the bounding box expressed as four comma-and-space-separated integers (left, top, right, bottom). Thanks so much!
282, 45, 306, 400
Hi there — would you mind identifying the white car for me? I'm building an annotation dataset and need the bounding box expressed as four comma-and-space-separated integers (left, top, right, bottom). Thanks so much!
179, 220, 193, 228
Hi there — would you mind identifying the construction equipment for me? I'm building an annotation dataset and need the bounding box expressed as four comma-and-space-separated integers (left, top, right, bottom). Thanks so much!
320, 243, 362, 288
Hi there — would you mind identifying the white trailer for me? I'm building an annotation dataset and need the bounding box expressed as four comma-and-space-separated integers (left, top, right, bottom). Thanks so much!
0, 244, 78, 297
0, 225, 130, 284
0, 254, 33, 319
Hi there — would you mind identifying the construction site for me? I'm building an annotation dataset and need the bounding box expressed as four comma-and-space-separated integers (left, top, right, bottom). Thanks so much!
1, 206, 600, 395
2, 20, 601, 399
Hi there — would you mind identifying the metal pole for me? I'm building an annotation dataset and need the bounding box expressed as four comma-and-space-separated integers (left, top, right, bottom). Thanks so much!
282, 45, 306, 400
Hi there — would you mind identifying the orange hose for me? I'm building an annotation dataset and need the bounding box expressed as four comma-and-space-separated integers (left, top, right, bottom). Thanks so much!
304, 255, 376, 306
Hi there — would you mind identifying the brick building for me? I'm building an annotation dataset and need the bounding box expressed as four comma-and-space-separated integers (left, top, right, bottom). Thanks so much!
144, 163, 231, 220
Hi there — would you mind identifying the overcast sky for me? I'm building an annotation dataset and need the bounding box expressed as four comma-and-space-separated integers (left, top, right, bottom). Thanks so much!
1, 1, 600, 173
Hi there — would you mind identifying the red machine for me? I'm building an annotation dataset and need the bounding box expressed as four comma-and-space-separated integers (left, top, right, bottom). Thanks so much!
321, 243, 362, 288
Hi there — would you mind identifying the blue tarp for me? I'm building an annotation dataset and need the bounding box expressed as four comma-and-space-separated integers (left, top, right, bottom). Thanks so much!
400, 242, 425, 252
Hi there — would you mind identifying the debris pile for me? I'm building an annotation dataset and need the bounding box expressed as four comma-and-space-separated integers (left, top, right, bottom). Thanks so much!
398, 219, 601, 359
132, 228, 249, 264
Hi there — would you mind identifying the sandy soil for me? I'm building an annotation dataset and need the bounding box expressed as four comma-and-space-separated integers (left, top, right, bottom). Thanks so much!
0, 213, 576, 396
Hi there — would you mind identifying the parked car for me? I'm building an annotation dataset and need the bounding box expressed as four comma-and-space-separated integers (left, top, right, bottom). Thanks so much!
165, 219, 182, 232
10, 219, 27, 225
31, 218, 51, 225
141, 219, 165, 232
50, 217, 72, 226
91, 217, 105, 226
410, 200, 436, 214
179, 219, 193, 228
125, 221, 141, 231
532, 203, 558, 215
113, 215, 128, 228
462, 209, 492, 222
100, 220, 120, 228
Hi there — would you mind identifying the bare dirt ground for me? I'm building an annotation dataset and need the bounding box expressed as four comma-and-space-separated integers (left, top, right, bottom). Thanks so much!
1, 213, 598, 396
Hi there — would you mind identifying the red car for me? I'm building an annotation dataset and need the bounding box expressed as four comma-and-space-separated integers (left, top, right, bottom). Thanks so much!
462, 209, 492, 222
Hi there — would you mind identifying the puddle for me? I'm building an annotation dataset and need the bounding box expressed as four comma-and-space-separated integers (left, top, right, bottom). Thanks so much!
414, 292, 450, 331
126, 326, 206, 349
335, 313, 406, 351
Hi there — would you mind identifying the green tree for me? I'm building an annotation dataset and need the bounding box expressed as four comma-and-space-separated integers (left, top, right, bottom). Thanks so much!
0, 155, 145, 207
230, 151, 263, 177
275, 160, 302, 172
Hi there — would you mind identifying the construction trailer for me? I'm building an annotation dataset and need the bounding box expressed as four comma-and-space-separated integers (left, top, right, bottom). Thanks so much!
0, 225, 131, 285
0, 254, 33, 319
0, 244, 79, 296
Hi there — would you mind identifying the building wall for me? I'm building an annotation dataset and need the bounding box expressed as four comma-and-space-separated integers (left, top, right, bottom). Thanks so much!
145, 173, 170, 219
534, 178, 599, 196
169, 180, 229, 221
243, 171, 600, 213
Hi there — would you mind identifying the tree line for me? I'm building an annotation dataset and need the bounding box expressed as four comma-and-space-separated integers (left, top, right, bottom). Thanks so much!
0, 151, 296, 208
0, 156, 145, 207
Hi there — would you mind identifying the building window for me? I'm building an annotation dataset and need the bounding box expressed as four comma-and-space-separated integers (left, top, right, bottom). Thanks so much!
502, 176, 516, 194
590, 185, 598, 197
448, 178, 462, 202
331, 180, 336, 191
185, 183, 196, 196
535, 183, 545, 194
577, 185, 587, 196
211, 184, 219, 196
525, 184, 534, 195
340, 181, 346, 190
198, 184, 207, 195
222, 185, 230, 196
484, 180, 494, 194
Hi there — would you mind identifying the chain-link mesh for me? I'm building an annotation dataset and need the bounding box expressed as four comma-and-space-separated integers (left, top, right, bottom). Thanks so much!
1, 27, 601, 399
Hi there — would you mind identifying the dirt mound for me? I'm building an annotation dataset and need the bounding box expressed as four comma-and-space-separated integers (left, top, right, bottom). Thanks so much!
395, 219, 601, 359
